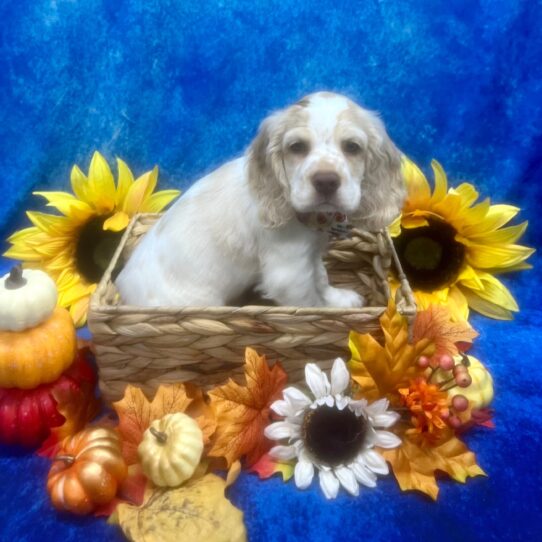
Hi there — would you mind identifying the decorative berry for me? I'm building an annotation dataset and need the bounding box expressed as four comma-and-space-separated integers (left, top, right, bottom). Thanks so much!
448, 415, 462, 428
417, 356, 430, 369
456, 373, 473, 388
453, 364, 468, 377
439, 354, 454, 371
452, 394, 469, 412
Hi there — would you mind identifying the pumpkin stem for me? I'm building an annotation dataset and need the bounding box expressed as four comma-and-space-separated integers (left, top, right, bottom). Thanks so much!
149, 426, 168, 444
5, 264, 27, 290
54, 454, 75, 465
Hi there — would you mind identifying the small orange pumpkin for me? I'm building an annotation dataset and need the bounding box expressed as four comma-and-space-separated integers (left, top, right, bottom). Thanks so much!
0, 307, 77, 389
47, 427, 127, 515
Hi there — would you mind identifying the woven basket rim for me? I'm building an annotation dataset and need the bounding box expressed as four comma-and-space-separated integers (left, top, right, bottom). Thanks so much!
89, 213, 417, 320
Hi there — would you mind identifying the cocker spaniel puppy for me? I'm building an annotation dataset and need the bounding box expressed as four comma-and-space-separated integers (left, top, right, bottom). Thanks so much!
116, 92, 405, 308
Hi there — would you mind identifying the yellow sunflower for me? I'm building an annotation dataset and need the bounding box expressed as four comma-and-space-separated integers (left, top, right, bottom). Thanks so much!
4, 151, 180, 326
390, 157, 534, 321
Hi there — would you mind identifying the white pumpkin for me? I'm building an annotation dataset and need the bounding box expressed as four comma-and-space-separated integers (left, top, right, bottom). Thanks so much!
0, 266, 58, 331
436, 355, 494, 410
138, 412, 204, 487
457, 356, 494, 409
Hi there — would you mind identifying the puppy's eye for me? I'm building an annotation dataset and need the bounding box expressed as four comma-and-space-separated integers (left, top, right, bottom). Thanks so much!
342, 140, 363, 155
288, 140, 310, 155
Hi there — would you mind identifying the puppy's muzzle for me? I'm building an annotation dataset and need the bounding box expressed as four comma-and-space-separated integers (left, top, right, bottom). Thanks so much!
311, 171, 340, 198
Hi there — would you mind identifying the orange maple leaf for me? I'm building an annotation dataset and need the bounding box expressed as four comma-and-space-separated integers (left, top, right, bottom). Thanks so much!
113, 383, 215, 465
382, 432, 486, 500
208, 347, 287, 467
413, 305, 478, 359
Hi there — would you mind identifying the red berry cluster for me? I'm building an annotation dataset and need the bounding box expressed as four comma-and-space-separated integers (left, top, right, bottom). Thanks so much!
417, 353, 472, 430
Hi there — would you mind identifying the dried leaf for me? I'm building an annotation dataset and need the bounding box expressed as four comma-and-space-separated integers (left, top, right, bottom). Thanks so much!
413, 305, 478, 359
94, 464, 148, 517
382, 433, 486, 500
208, 348, 287, 467
250, 453, 295, 482
113, 384, 214, 465
349, 300, 434, 400
109, 474, 247, 542
226, 460, 242, 488
37, 367, 101, 459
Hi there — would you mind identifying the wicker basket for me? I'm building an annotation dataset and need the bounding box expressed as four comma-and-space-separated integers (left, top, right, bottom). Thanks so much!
88, 214, 416, 403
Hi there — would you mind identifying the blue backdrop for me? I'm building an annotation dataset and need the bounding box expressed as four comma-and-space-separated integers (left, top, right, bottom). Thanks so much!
1, 1, 541, 541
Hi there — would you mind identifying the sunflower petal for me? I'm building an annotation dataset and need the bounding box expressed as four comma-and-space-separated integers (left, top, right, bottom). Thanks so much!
468, 221, 529, 245
69, 296, 90, 327
121, 167, 158, 215
60, 282, 97, 307
33, 191, 94, 221
319, 469, 340, 499
115, 158, 135, 207
70, 164, 89, 203
467, 243, 535, 270
468, 204, 520, 234
6, 227, 41, 243
402, 156, 431, 209
453, 183, 479, 208
140, 189, 180, 213
460, 287, 514, 320
3, 246, 42, 261
430, 160, 448, 202
446, 286, 470, 322
87, 151, 116, 212
334, 466, 359, 496
456, 265, 484, 290
294, 458, 314, 490
26, 211, 71, 235
103, 211, 130, 232
305, 363, 331, 399
473, 273, 519, 311
401, 215, 430, 229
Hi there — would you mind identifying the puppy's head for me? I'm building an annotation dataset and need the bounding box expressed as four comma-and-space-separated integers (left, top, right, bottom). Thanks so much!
248, 91, 405, 230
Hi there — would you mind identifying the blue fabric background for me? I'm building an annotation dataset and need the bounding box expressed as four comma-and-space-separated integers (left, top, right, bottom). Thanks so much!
1, 1, 541, 540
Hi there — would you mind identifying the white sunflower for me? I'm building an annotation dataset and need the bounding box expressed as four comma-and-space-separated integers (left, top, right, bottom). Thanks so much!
264, 358, 401, 499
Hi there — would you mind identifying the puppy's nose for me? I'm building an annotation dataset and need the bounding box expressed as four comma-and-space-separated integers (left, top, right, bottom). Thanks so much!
312, 172, 340, 197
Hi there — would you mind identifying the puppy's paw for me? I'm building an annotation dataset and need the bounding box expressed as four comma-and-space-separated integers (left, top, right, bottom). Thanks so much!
323, 287, 365, 308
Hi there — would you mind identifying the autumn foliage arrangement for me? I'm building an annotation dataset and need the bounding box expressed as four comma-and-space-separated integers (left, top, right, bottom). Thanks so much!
27, 301, 494, 536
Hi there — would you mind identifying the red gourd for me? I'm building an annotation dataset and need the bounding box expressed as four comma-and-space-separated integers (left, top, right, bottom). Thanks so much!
0, 350, 96, 447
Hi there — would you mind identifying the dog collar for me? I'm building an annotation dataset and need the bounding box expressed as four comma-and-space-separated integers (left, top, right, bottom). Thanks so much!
296, 211, 352, 239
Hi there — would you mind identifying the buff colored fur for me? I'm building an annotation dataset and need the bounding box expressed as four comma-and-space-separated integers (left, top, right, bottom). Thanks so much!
116, 92, 404, 307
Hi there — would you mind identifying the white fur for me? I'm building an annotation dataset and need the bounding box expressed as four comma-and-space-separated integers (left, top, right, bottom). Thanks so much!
116, 92, 405, 307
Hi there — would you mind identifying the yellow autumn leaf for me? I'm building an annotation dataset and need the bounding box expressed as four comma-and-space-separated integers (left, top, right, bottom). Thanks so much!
348, 300, 434, 400
382, 434, 486, 500
110, 474, 247, 542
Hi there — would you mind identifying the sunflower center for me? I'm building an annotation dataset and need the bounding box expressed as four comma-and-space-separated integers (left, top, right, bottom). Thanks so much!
393, 218, 465, 291
75, 216, 124, 284
302, 405, 367, 466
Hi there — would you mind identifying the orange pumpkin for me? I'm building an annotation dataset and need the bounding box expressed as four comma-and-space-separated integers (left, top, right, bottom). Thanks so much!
0, 307, 77, 389
47, 427, 127, 515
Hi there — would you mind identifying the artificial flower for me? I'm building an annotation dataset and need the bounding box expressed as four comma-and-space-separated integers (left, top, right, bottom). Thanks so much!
398, 377, 450, 445
390, 157, 534, 321
264, 358, 401, 499
4, 152, 180, 326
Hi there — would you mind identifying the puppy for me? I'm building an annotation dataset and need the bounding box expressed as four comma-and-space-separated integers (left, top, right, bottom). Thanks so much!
116, 92, 405, 308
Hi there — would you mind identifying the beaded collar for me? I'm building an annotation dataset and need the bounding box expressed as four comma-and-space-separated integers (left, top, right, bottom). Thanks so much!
296, 211, 353, 239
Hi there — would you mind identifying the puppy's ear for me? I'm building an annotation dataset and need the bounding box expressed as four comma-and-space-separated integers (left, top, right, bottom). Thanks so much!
247, 111, 295, 228
353, 113, 405, 231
